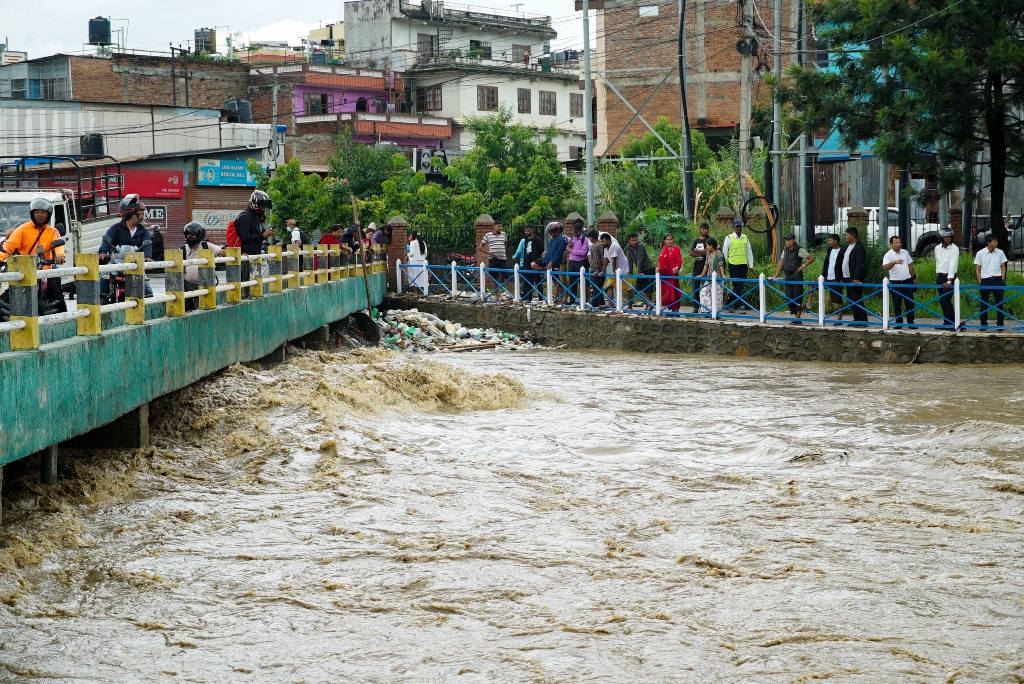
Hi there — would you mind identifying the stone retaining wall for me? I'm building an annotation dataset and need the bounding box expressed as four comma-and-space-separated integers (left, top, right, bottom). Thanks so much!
385, 296, 1024, 365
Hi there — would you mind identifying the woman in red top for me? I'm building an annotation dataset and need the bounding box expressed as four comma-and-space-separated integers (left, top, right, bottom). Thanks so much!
318, 224, 343, 271
658, 233, 683, 311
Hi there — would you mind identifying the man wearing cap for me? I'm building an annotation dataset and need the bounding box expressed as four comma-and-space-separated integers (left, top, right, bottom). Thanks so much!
771, 233, 815, 323
723, 219, 754, 310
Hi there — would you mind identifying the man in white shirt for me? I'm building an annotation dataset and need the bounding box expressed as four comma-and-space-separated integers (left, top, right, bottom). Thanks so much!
882, 235, 918, 327
974, 235, 1008, 327
933, 228, 959, 328
601, 232, 628, 304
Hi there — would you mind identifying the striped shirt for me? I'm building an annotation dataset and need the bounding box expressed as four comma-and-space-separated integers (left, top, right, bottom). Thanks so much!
481, 231, 508, 260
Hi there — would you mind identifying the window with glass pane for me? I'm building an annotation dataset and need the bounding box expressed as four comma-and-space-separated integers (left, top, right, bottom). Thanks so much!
517, 88, 531, 113
477, 86, 498, 111
539, 91, 556, 116
570, 93, 584, 118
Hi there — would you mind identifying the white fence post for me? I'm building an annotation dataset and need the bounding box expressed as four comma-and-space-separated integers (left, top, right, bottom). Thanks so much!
579, 267, 586, 311
881, 277, 890, 330
479, 262, 486, 301
818, 276, 825, 327
395, 258, 403, 294
710, 271, 718, 320
954, 277, 961, 330
514, 263, 521, 302
546, 269, 554, 306
615, 269, 623, 312
758, 272, 766, 323
451, 261, 457, 300
655, 271, 662, 316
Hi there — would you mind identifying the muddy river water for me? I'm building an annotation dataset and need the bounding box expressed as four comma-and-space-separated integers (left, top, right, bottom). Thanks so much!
0, 348, 1022, 682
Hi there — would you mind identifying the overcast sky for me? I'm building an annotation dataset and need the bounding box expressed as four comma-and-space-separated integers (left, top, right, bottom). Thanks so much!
6, 0, 588, 61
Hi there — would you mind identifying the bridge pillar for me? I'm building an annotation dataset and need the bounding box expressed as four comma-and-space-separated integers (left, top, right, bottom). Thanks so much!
0, 466, 4, 525
40, 444, 57, 484
474, 214, 496, 267
598, 211, 619, 239
386, 216, 408, 290
63, 403, 150, 451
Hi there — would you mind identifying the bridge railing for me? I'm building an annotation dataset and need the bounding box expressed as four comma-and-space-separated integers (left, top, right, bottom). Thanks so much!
394, 261, 1024, 334
0, 243, 388, 351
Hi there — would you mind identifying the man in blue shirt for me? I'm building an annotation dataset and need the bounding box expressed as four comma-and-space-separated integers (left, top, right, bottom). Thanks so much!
99, 194, 154, 298
541, 222, 568, 303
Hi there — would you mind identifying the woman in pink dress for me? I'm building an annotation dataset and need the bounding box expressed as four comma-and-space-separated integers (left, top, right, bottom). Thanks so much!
658, 233, 683, 311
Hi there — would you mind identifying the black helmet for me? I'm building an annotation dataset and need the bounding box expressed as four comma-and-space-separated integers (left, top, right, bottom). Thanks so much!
29, 197, 54, 225
939, 227, 954, 240
183, 221, 206, 243
118, 193, 146, 219
546, 221, 563, 235
249, 190, 272, 219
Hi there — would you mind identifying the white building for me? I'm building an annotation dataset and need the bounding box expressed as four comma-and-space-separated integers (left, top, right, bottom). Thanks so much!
344, 0, 587, 161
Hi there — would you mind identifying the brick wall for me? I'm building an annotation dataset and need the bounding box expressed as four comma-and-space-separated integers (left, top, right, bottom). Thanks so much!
69, 54, 248, 109
597, 0, 800, 154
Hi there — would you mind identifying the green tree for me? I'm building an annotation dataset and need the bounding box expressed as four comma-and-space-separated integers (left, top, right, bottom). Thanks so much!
328, 128, 412, 200
248, 158, 350, 238
782, 0, 1024, 250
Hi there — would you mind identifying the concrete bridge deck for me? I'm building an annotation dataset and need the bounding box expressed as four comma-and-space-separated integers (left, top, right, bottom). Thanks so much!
0, 273, 385, 467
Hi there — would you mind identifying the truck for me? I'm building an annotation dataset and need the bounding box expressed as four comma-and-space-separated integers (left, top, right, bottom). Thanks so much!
804, 206, 941, 256
0, 156, 124, 289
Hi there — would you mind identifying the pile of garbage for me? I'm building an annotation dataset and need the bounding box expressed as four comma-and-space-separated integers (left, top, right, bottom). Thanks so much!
376, 308, 542, 353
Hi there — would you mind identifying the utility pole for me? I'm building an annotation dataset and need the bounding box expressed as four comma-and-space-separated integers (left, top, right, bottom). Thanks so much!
170, 43, 176, 106
183, 47, 190, 107
272, 71, 280, 128
797, 0, 812, 243
898, 166, 910, 244
878, 73, 888, 239
737, 0, 753, 207
770, 0, 782, 253
679, 0, 695, 219
582, 0, 596, 227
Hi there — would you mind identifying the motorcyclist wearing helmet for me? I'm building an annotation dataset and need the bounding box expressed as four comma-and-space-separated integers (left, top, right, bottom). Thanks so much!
0, 197, 66, 267
181, 222, 226, 312
235, 190, 275, 287
99, 194, 154, 297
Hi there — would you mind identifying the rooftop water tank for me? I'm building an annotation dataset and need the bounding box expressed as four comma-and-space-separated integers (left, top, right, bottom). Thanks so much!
80, 133, 105, 156
88, 17, 111, 46
224, 98, 253, 124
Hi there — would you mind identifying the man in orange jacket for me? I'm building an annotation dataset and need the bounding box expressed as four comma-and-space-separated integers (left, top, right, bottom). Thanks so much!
0, 197, 65, 267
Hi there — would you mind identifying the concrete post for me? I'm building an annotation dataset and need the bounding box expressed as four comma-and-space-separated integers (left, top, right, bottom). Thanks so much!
198, 248, 218, 308
328, 245, 341, 282
475, 214, 496, 268
225, 247, 242, 303
267, 245, 283, 294
165, 249, 186, 316
0, 466, 3, 525
546, 269, 554, 306
451, 261, 457, 300
579, 267, 586, 311
615, 269, 623, 312
396, 258, 403, 293
247, 255, 264, 299
8, 255, 38, 350
513, 263, 520, 302
597, 211, 619, 239
655, 271, 662, 316
315, 247, 329, 285
818, 276, 825, 326
714, 207, 735, 229
125, 252, 146, 324
75, 253, 102, 337
954, 278, 961, 330
64, 403, 150, 450
479, 262, 487, 301
711, 270, 719, 319
301, 244, 315, 287
758, 272, 766, 323
386, 216, 409, 290
564, 211, 584, 231
40, 444, 57, 484
881, 277, 889, 330
283, 246, 298, 289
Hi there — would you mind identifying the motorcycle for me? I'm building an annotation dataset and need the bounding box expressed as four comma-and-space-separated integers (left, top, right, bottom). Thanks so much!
0, 238, 68, 321
101, 240, 152, 304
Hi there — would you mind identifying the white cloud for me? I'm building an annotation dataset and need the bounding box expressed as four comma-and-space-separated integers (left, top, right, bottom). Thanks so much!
244, 19, 322, 46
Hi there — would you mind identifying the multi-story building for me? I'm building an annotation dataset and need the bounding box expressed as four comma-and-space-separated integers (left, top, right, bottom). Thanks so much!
345, 0, 588, 161
247, 63, 452, 170
593, 0, 800, 155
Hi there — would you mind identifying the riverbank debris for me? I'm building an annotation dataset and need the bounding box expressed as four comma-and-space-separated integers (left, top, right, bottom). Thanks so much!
375, 309, 543, 353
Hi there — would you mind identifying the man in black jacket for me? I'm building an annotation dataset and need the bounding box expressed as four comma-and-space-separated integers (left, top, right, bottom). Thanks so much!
235, 190, 275, 289
842, 227, 869, 322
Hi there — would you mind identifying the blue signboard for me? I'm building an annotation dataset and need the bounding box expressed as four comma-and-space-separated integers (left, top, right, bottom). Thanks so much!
197, 159, 257, 187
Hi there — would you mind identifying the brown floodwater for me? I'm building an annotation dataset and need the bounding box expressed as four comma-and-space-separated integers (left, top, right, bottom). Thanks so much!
0, 348, 1022, 682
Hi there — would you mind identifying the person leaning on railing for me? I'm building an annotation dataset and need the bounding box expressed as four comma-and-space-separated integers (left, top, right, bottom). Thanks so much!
658, 233, 682, 312
0, 198, 67, 312
99, 194, 154, 298
587, 228, 605, 307
625, 232, 656, 309
722, 220, 754, 311
688, 222, 711, 313
181, 222, 226, 313
882, 235, 917, 328
513, 224, 544, 302
771, 233, 815, 324
842, 227, 869, 323
541, 222, 568, 302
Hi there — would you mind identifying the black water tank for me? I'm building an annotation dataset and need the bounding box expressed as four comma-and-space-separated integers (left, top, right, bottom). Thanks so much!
88, 17, 111, 46
80, 133, 104, 156
224, 97, 253, 124
311, 52, 328, 65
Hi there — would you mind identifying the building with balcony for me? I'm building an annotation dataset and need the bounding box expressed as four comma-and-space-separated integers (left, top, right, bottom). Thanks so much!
247, 63, 452, 170
344, 0, 588, 161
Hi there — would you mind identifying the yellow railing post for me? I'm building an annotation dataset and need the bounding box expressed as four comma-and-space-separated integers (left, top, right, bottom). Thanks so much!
198, 248, 217, 309
75, 253, 101, 337
315, 246, 328, 285
225, 247, 242, 303
248, 255, 264, 299
328, 245, 340, 282
8, 255, 39, 350
165, 249, 185, 317
124, 252, 146, 325
268, 245, 283, 293
283, 245, 298, 289
301, 244, 315, 287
